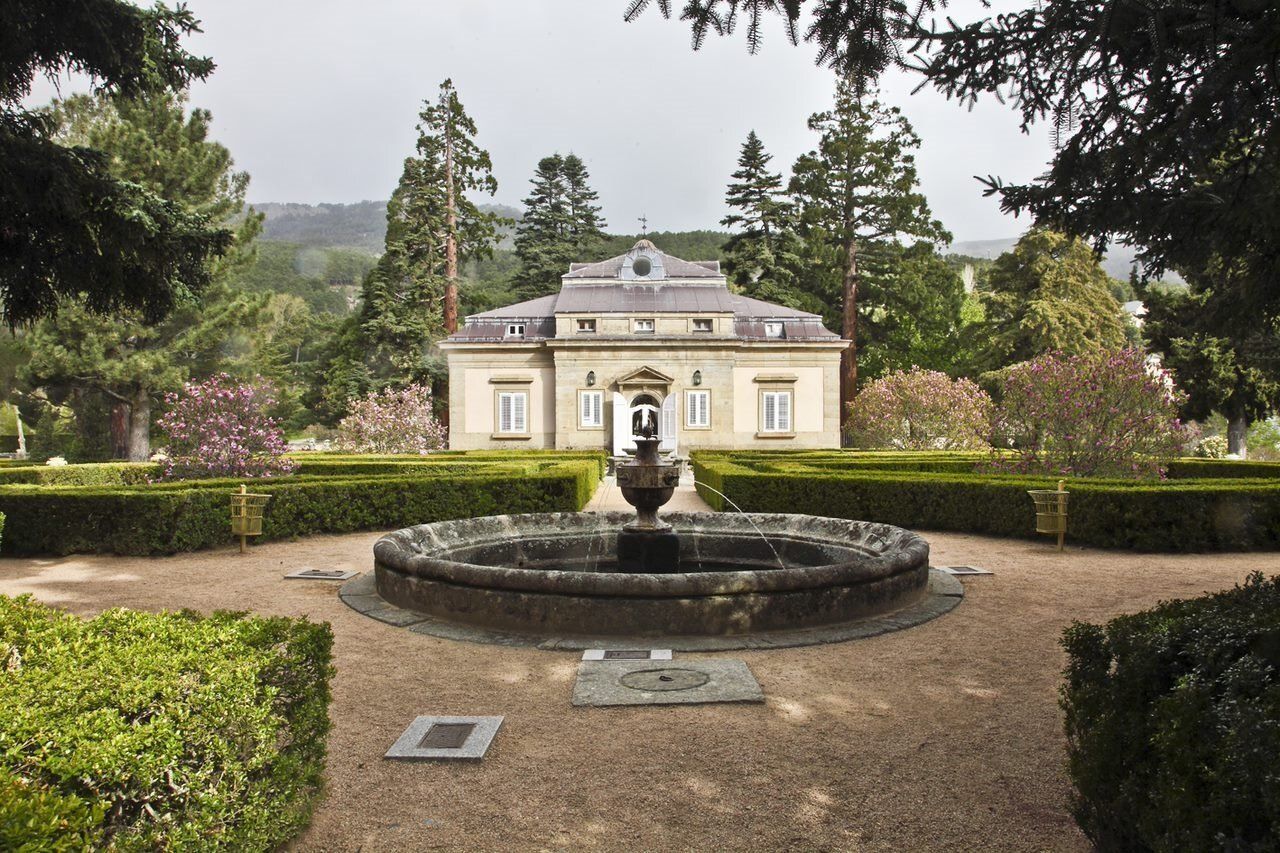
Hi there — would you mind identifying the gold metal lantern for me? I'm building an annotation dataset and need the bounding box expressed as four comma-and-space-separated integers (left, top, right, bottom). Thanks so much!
230, 485, 271, 553
1027, 479, 1069, 551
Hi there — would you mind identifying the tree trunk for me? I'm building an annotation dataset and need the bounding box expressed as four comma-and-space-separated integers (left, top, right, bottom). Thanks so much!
127, 389, 151, 462
840, 235, 859, 430
443, 120, 459, 335
1227, 413, 1248, 458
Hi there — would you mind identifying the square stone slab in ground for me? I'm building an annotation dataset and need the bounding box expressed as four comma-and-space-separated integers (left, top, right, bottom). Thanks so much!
572, 659, 764, 707
384, 716, 503, 761
581, 649, 673, 661
284, 568, 360, 581
938, 565, 994, 576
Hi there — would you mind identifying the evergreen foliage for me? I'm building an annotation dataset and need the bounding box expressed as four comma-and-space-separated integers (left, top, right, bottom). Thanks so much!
351, 80, 503, 392
1144, 258, 1280, 457
0, 0, 231, 324
721, 131, 800, 297
512, 153, 606, 300
972, 229, 1128, 376
19, 91, 267, 460
787, 80, 949, 400
0, 596, 333, 850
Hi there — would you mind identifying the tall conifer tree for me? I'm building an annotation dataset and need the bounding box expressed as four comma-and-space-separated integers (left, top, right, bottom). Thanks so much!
358, 79, 502, 378
512, 153, 605, 300
788, 79, 949, 413
721, 130, 799, 298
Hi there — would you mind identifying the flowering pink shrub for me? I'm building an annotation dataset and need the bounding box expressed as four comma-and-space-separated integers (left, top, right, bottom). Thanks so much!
994, 348, 1190, 478
336, 384, 446, 454
157, 374, 296, 480
846, 368, 993, 450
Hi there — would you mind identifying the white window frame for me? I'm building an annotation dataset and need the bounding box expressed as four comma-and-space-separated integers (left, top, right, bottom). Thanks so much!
576, 318, 597, 334
685, 390, 711, 428
764, 321, 784, 339
692, 318, 713, 333
761, 390, 792, 433
496, 390, 528, 434
579, 389, 604, 429
505, 323, 525, 338
633, 318, 655, 334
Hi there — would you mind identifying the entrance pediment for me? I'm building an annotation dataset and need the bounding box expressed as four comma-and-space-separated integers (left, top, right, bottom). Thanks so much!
615, 366, 674, 388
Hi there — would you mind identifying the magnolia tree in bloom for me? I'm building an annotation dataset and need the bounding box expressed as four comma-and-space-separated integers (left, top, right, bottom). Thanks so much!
846, 368, 994, 450
336, 384, 446, 454
995, 348, 1190, 478
157, 374, 296, 480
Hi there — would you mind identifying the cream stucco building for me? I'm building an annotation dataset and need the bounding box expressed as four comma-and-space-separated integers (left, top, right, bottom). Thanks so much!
440, 239, 848, 455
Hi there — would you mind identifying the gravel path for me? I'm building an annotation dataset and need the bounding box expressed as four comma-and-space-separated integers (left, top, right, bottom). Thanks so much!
1, 505, 1275, 852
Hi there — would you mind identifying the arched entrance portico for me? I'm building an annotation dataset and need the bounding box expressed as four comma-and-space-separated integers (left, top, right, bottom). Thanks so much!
611, 366, 677, 456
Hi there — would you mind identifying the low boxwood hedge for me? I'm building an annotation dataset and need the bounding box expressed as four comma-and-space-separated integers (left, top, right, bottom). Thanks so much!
0, 453, 605, 556
0, 596, 334, 850
1060, 573, 1280, 850
692, 451, 1280, 551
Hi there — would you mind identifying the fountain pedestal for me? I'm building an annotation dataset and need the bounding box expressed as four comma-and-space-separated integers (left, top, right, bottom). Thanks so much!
615, 434, 682, 573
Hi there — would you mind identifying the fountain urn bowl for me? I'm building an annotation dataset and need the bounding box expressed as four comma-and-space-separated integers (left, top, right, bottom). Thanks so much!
372, 511, 933, 640
614, 435, 682, 572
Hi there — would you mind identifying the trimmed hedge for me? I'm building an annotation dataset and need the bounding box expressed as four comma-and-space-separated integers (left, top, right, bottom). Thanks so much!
1061, 573, 1280, 850
0, 596, 334, 850
0, 453, 604, 556
692, 451, 1280, 551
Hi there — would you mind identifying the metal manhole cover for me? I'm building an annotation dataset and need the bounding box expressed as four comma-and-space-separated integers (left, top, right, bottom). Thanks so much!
603, 650, 652, 660
417, 722, 476, 749
619, 667, 711, 692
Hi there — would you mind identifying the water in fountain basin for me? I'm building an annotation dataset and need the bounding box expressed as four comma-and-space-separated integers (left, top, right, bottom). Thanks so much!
691, 479, 786, 570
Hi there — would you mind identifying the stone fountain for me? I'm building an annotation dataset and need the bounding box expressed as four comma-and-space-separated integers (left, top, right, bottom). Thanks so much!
352, 436, 962, 650
614, 422, 681, 573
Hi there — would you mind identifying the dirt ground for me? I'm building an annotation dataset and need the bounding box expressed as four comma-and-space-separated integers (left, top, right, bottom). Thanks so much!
2, 520, 1276, 852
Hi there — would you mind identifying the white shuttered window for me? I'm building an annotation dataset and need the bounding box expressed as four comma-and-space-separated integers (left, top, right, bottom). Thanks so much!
686, 390, 710, 427
762, 391, 792, 433
497, 391, 527, 434
580, 390, 603, 427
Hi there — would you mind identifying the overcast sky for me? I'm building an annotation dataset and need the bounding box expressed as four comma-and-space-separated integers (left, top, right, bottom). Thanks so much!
34, 0, 1053, 243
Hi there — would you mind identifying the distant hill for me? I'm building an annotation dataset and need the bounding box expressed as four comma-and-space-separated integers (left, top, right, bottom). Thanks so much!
949, 237, 1181, 283
253, 201, 521, 253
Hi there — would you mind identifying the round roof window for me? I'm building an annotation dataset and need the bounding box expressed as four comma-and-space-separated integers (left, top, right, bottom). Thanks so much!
632, 256, 652, 277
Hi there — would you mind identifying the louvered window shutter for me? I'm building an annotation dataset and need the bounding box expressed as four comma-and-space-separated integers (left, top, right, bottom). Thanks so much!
763, 393, 776, 432
777, 392, 791, 431
513, 393, 526, 433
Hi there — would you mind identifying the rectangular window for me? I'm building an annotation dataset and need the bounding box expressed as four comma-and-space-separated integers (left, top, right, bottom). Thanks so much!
497, 391, 527, 434
505, 323, 525, 338
762, 391, 792, 433
580, 390, 603, 428
692, 318, 713, 333
686, 390, 710, 428
764, 321, 784, 338
633, 318, 655, 334
576, 318, 597, 333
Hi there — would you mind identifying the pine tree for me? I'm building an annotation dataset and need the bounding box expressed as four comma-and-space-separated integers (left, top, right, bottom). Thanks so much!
20, 92, 264, 461
512, 153, 606, 300
788, 79, 950, 414
358, 79, 502, 380
720, 131, 800, 297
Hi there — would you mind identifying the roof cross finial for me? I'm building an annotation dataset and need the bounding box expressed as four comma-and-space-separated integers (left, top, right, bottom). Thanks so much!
638, 214, 648, 236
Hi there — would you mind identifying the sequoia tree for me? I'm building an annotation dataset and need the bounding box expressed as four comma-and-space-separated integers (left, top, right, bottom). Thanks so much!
358, 79, 502, 379
513, 153, 606, 300
0, 0, 231, 324
788, 80, 949, 411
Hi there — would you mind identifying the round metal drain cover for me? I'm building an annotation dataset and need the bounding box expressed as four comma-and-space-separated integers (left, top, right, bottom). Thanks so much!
619, 667, 711, 692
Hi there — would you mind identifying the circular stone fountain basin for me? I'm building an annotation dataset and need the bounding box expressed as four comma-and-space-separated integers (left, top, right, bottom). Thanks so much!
372, 511, 933, 638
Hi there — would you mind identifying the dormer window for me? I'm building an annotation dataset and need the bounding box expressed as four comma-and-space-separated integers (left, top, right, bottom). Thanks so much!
576, 318, 597, 334
634, 319, 655, 334
632, 257, 652, 277
764, 321, 784, 339
506, 323, 525, 338
692, 319, 713, 333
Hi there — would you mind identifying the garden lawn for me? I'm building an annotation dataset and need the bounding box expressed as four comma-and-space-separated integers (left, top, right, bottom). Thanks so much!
1, 523, 1275, 850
